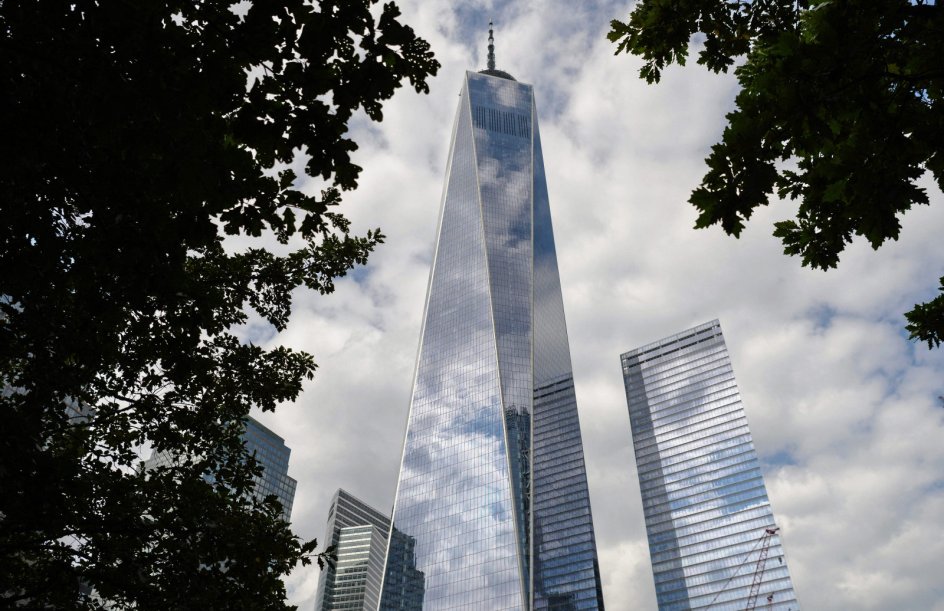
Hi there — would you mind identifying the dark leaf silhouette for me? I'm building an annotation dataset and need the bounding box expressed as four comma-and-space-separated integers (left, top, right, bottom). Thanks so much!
0, 0, 438, 607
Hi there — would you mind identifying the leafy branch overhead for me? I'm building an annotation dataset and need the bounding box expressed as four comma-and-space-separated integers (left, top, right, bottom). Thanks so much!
0, 0, 437, 608
610, 0, 944, 348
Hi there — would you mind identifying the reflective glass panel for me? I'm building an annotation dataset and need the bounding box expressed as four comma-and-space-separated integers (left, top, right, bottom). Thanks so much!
531, 98, 604, 611
381, 83, 522, 610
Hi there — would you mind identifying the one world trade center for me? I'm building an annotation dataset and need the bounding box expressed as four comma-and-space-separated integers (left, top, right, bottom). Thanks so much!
379, 31, 605, 611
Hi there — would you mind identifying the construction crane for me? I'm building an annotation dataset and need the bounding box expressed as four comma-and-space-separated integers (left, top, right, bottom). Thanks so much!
705, 526, 780, 610
744, 528, 779, 610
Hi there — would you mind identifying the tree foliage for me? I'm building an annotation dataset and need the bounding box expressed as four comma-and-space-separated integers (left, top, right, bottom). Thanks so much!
0, 0, 437, 607
610, 0, 944, 347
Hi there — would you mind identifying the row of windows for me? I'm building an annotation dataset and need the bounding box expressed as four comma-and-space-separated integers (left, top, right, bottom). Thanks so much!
631, 384, 741, 435
630, 379, 741, 434
663, 573, 796, 610
621, 323, 721, 364
533, 498, 593, 528
647, 483, 769, 532
643, 467, 763, 513
539, 555, 598, 582
629, 366, 736, 413
651, 471, 766, 522
534, 471, 593, 497
471, 105, 532, 139
637, 434, 751, 482
658, 564, 792, 603
687, 585, 799, 611
331, 502, 391, 531
624, 355, 731, 404
626, 338, 727, 383
648, 497, 772, 545
537, 539, 598, 561
415, 547, 519, 575
421, 559, 519, 583
532, 487, 595, 514
646, 478, 767, 527
648, 503, 774, 548
653, 531, 784, 575
533, 381, 574, 401
631, 395, 744, 449
533, 518, 594, 543
394, 483, 517, 507
635, 417, 750, 464
649, 512, 777, 561
654, 542, 787, 587
534, 449, 585, 475
534, 393, 580, 416
536, 455, 587, 481
640, 446, 758, 495
624, 343, 729, 396
671, 513, 778, 555
534, 426, 581, 449
639, 436, 755, 483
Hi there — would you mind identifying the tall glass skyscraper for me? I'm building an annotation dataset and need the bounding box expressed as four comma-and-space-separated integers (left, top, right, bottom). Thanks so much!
379, 52, 604, 610
621, 320, 799, 610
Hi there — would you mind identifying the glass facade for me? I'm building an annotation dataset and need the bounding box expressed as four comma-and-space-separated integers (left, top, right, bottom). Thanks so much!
327, 525, 388, 611
316, 489, 393, 611
381, 527, 426, 611
143, 416, 297, 522
242, 417, 297, 522
379, 70, 603, 610
621, 320, 800, 611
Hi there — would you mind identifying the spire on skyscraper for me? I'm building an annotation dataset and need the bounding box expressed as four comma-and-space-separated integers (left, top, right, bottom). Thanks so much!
487, 20, 496, 71
480, 20, 515, 81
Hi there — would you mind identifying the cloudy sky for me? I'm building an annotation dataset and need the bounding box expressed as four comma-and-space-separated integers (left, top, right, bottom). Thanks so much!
239, 1, 944, 608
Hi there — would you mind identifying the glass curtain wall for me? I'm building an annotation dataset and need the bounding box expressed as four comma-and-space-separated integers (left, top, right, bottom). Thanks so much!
379, 70, 604, 610
621, 320, 800, 611
316, 489, 392, 611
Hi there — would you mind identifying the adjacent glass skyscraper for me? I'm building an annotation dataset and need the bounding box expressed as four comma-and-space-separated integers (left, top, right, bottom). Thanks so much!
241, 417, 298, 522
144, 416, 297, 522
379, 64, 604, 610
621, 320, 799, 610
315, 489, 393, 611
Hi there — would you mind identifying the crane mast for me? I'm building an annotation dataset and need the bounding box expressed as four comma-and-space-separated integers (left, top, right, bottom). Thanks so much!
744, 528, 779, 610
705, 526, 781, 611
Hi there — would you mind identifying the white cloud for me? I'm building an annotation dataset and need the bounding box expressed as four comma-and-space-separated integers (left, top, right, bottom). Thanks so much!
237, 1, 944, 608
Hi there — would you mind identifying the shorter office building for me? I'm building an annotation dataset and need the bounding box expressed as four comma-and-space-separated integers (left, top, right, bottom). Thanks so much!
315, 489, 392, 611
327, 524, 388, 610
621, 320, 800, 610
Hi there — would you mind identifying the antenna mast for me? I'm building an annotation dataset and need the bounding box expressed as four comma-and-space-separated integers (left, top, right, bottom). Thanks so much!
487, 21, 496, 70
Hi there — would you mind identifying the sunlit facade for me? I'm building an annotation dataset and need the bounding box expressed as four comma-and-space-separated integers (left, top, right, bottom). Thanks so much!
379, 69, 604, 610
329, 525, 388, 611
315, 489, 392, 611
621, 320, 799, 610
